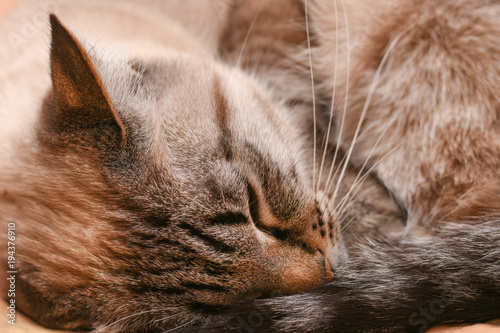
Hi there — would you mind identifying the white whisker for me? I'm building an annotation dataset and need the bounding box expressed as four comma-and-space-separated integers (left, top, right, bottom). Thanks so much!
321, 145, 349, 200
320, 0, 350, 209
327, 30, 404, 212
162, 318, 197, 333
321, 121, 378, 197
339, 211, 360, 234
304, 0, 318, 199
236, 3, 264, 67
333, 141, 404, 217
153, 313, 183, 324
338, 186, 373, 233
321, 127, 377, 221
317, 0, 340, 195
95, 308, 175, 332
332, 111, 399, 214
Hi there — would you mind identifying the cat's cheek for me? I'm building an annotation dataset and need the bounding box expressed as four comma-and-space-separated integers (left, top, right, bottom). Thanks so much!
326, 238, 349, 269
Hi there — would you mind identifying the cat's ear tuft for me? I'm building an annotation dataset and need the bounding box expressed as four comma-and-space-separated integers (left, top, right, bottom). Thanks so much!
47, 14, 125, 141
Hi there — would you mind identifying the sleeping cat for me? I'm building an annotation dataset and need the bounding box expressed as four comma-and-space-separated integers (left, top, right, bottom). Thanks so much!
0, 0, 373, 331
184, 0, 500, 332
1, 1, 499, 333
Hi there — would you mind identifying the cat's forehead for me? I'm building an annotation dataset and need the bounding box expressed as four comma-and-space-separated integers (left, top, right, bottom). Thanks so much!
108, 56, 313, 218
132, 56, 303, 175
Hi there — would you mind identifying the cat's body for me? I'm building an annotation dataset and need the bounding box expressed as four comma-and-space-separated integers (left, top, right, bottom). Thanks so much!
1, 0, 499, 332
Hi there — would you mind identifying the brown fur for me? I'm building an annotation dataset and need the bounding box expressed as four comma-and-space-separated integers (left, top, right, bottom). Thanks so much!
0, 1, 341, 331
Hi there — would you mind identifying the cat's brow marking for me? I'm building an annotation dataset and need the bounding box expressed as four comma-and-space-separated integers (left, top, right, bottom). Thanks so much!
178, 222, 238, 253
213, 76, 233, 162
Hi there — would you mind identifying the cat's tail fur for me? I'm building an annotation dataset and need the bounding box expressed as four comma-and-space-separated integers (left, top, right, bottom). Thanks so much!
179, 220, 500, 332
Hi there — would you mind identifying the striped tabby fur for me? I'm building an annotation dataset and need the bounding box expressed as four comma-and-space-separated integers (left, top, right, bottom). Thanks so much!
0, 1, 339, 331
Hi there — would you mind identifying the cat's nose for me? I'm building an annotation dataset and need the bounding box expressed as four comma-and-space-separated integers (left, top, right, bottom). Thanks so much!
318, 248, 334, 281
324, 257, 334, 281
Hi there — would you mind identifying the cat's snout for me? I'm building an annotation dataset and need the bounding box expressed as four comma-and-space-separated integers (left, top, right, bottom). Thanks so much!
324, 257, 334, 281
317, 248, 334, 281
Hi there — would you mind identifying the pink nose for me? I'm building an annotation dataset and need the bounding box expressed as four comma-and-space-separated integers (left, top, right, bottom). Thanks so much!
325, 257, 334, 281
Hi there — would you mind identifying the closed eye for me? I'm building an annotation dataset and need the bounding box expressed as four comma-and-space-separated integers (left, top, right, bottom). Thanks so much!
208, 212, 248, 226
247, 182, 274, 236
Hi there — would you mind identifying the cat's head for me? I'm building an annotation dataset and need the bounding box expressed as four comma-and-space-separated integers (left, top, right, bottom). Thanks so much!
10, 15, 341, 331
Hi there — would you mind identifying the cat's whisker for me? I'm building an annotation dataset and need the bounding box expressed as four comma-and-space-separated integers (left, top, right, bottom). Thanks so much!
304, 0, 318, 199
320, 127, 373, 221
320, 95, 372, 201
332, 112, 399, 214
329, 176, 376, 236
337, 188, 373, 234
439, 190, 471, 222
339, 210, 359, 234
153, 313, 183, 324
94, 308, 176, 332
316, 0, 340, 195
161, 318, 197, 333
333, 141, 404, 218
337, 185, 373, 233
320, 142, 349, 202
319, 0, 350, 207
336, 139, 404, 212
330, 24, 410, 220
326, 31, 404, 214
236, 2, 264, 68
339, 204, 365, 234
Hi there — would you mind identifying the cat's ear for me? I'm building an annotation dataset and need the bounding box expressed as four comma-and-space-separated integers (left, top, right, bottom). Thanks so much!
48, 14, 125, 141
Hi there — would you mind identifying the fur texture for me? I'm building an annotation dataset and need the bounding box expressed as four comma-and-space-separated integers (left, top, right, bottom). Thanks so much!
1, 0, 499, 332
180, 0, 500, 331
0, 1, 340, 331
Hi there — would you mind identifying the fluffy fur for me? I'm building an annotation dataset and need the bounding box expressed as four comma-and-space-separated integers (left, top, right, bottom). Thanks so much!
181, 0, 500, 331
0, 1, 339, 331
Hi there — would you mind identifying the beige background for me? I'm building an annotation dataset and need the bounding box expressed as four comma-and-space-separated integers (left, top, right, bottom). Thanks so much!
0, 0, 16, 18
